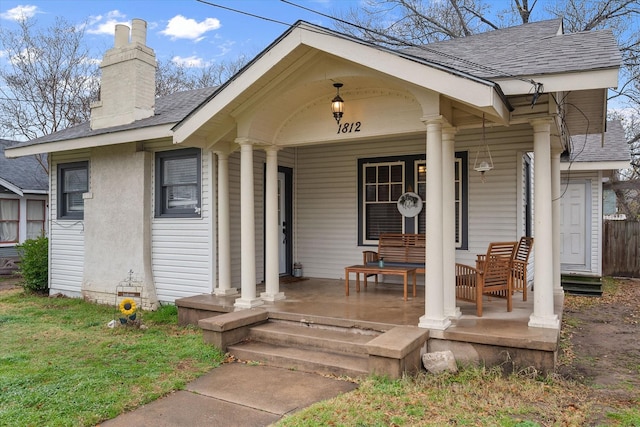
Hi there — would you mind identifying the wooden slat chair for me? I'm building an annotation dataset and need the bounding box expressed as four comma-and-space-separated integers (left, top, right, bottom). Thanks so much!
476, 236, 534, 301
511, 237, 533, 301
456, 241, 518, 317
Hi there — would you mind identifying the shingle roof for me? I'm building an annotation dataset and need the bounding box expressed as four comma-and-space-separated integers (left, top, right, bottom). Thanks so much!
566, 120, 630, 163
0, 139, 48, 192
404, 19, 621, 79
6, 20, 621, 152
7, 86, 217, 149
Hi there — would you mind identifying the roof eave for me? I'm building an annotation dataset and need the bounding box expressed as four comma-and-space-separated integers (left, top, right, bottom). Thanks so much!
0, 178, 24, 196
495, 68, 619, 95
560, 160, 630, 171
5, 124, 174, 157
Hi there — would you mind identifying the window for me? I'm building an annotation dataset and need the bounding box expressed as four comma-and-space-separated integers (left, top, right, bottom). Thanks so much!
26, 200, 46, 239
155, 148, 201, 218
0, 199, 19, 243
57, 162, 88, 219
358, 153, 467, 248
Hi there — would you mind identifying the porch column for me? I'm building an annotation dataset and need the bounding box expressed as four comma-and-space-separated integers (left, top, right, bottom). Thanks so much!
261, 146, 285, 301
214, 152, 237, 296
419, 116, 451, 330
529, 119, 559, 329
551, 148, 564, 294
234, 139, 264, 309
442, 125, 461, 318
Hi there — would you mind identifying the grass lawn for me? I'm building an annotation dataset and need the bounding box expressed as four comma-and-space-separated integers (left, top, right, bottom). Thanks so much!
0, 280, 224, 427
2, 276, 638, 427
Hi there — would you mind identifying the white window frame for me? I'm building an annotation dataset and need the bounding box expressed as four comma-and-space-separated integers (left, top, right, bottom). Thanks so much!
155, 148, 202, 218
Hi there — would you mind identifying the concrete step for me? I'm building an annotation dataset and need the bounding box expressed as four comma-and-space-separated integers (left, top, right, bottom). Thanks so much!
228, 340, 369, 378
247, 321, 378, 356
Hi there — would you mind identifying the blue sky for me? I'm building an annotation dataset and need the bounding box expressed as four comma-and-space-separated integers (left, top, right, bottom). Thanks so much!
0, 0, 364, 67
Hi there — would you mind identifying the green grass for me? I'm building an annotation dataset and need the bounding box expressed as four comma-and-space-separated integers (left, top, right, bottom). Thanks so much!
276, 368, 603, 426
0, 288, 224, 427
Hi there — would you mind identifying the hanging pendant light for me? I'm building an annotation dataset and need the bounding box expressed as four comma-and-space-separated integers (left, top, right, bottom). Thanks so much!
331, 83, 344, 124
473, 113, 494, 182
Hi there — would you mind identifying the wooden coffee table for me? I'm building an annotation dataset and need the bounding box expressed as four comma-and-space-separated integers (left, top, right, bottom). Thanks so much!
344, 265, 417, 301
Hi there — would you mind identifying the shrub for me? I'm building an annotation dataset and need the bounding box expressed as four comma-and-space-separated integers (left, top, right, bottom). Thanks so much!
16, 236, 48, 293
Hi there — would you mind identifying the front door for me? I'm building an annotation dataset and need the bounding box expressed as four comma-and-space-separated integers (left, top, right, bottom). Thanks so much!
277, 167, 293, 275
560, 182, 590, 269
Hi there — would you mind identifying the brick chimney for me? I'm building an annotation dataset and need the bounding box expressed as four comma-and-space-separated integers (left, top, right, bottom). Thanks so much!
90, 19, 156, 130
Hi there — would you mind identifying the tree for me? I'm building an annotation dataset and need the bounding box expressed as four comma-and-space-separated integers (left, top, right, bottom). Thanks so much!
0, 16, 99, 141
156, 55, 250, 98
0, 16, 99, 172
334, 0, 638, 109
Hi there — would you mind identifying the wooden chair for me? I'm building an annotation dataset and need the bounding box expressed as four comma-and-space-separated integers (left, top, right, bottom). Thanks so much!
456, 241, 518, 317
476, 236, 534, 301
511, 237, 533, 301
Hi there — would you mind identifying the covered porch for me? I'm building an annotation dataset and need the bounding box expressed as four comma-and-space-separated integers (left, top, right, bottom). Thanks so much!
177, 277, 561, 374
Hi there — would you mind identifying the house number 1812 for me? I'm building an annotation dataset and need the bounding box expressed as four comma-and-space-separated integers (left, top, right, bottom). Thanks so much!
337, 121, 361, 134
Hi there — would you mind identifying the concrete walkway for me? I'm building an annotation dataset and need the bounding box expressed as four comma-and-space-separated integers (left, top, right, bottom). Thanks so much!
98, 362, 358, 427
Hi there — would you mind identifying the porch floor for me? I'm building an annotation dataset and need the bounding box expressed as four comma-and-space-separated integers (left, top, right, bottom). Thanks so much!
178, 277, 562, 357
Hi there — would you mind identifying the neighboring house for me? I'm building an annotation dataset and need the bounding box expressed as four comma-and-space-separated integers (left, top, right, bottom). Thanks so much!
560, 120, 631, 277
0, 139, 48, 262
5, 18, 620, 332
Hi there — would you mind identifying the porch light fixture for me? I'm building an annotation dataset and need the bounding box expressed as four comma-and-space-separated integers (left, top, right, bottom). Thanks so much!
331, 83, 344, 124
473, 113, 494, 182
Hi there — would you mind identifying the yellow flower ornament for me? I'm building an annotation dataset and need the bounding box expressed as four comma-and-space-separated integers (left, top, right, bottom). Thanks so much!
119, 298, 136, 316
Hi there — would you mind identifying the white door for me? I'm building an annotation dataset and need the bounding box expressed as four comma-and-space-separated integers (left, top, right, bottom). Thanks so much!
560, 183, 587, 266
278, 172, 287, 274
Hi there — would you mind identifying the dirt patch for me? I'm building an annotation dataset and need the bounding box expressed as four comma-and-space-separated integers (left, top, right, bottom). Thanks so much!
558, 278, 640, 419
0, 275, 22, 291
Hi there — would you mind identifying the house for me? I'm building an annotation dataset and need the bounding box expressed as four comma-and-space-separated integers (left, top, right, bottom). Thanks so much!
558, 120, 630, 294
561, 120, 630, 276
5, 18, 621, 370
0, 139, 48, 272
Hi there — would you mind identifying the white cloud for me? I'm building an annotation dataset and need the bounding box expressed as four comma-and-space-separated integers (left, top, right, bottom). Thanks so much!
161, 15, 221, 41
172, 55, 210, 68
0, 5, 39, 21
85, 10, 128, 35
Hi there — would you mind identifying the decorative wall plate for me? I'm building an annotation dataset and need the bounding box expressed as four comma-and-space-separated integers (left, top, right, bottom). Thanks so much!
397, 192, 423, 217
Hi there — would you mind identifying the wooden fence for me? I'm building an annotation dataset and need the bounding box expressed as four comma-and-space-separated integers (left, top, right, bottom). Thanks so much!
603, 220, 640, 278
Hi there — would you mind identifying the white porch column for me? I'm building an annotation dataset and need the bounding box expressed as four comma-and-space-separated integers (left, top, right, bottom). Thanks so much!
529, 119, 559, 329
551, 148, 564, 294
214, 152, 237, 296
442, 126, 461, 318
261, 146, 285, 301
234, 139, 264, 309
419, 116, 451, 330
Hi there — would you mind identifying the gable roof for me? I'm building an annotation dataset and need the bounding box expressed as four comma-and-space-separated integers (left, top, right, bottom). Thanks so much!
0, 139, 48, 194
5, 19, 621, 157
404, 19, 621, 79
561, 120, 630, 171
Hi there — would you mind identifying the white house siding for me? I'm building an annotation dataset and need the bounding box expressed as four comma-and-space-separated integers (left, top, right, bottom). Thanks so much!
560, 170, 602, 275
293, 124, 534, 279
49, 151, 89, 297
149, 144, 213, 302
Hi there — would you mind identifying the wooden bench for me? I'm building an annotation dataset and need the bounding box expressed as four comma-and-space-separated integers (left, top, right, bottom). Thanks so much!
362, 234, 426, 276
